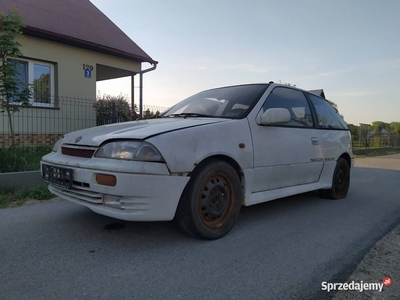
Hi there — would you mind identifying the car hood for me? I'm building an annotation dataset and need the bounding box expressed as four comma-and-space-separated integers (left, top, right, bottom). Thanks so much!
62, 118, 230, 146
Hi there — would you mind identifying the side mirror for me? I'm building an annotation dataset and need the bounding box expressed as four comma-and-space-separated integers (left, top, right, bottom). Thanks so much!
257, 108, 291, 125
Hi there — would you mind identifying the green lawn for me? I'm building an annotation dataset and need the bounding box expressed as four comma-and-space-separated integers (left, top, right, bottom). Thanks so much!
0, 185, 54, 209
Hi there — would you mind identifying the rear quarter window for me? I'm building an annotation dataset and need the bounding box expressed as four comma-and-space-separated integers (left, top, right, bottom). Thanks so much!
308, 94, 348, 130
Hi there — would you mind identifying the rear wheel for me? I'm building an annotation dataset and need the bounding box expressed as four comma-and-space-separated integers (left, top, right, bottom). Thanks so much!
320, 158, 350, 200
176, 160, 242, 239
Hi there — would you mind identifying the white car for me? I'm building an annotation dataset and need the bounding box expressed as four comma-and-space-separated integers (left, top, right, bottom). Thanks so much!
41, 83, 353, 239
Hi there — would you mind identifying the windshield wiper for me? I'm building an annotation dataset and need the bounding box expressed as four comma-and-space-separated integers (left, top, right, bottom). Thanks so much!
167, 113, 214, 118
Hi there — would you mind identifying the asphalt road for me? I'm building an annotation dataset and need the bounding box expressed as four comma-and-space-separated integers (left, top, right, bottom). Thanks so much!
1, 155, 400, 300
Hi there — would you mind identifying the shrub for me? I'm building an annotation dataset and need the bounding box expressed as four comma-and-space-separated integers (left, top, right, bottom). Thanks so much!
0, 146, 52, 173
94, 94, 134, 123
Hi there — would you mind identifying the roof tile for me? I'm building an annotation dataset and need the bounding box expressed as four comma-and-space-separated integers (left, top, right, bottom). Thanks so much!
0, 0, 156, 63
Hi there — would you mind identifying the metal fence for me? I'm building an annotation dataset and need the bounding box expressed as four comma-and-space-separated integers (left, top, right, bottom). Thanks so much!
351, 133, 400, 149
0, 97, 168, 173
350, 123, 400, 149
1, 98, 399, 173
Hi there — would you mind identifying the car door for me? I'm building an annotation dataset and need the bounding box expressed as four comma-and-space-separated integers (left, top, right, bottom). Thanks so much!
249, 87, 324, 193
307, 92, 352, 164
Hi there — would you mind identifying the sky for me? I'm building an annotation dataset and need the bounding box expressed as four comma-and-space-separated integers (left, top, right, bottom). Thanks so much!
91, 0, 400, 125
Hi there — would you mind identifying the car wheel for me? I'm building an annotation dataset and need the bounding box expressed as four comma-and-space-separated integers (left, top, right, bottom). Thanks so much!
320, 158, 350, 200
176, 160, 242, 239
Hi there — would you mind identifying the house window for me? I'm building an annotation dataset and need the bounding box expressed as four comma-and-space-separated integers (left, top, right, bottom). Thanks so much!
11, 58, 55, 107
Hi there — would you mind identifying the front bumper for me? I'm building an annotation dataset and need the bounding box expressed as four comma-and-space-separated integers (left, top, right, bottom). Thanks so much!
41, 158, 189, 221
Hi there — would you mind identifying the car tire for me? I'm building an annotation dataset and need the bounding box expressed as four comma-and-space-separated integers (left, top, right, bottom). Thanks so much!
320, 158, 350, 200
176, 159, 242, 240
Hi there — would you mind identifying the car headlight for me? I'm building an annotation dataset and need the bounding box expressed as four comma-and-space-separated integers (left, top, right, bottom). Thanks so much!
52, 138, 64, 152
95, 141, 165, 162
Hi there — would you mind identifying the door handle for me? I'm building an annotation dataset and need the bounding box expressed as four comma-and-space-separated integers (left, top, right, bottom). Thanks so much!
311, 137, 318, 145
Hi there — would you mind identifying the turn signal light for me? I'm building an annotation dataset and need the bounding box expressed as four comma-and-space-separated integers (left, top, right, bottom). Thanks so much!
96, 174, 117, 186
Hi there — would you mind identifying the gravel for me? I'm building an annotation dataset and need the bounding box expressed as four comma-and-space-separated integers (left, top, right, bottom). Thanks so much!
332, 218, 400, 299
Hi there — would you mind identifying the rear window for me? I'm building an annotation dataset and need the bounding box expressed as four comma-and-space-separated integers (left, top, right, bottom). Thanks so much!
308, 94, 348, 130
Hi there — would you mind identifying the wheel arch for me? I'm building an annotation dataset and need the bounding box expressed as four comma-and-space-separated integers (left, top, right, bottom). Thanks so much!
339, 152, 351, 168
189, 155, 246, 203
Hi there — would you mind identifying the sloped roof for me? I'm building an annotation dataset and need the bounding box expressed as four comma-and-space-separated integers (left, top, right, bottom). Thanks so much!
0, 0, 156, 64
367, 129, 391, 137
308, 89, 326, 99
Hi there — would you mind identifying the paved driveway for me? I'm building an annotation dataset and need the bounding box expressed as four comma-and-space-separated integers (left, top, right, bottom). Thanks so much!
1, 155, 400, 300
355, 153, 400, 170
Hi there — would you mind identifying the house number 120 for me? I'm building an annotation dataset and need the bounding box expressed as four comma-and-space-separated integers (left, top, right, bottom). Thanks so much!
83, 64, 94, 71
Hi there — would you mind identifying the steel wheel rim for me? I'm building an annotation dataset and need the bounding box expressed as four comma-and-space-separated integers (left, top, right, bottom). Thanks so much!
198, 174, 234, 229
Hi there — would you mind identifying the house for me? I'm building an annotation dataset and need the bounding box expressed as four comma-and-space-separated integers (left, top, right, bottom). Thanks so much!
0, 0, 157, 147
367, 128, 391, 146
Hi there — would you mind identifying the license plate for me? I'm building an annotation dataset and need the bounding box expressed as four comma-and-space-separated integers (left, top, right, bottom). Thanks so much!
42, 164, 73, 189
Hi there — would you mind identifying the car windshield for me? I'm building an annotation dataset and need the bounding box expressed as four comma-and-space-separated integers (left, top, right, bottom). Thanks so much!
163, 84, 269, 119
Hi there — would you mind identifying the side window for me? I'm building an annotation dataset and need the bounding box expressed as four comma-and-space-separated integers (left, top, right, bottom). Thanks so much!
308, 94, 347, 129
262, 87, 313, 127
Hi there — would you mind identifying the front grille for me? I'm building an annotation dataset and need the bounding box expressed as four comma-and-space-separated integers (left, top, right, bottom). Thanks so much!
62, 147, 95, 158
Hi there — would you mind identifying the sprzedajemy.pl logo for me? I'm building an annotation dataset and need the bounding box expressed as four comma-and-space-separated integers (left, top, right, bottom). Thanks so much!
321, 277, 392, 293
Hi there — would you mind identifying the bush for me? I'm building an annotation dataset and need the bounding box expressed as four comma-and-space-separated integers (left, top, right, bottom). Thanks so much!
143, 108, 161, 119
94, 94, 134, 124
0, 146, 52, 173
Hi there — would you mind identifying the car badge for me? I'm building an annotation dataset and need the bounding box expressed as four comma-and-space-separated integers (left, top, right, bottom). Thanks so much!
75, 136, 82, 143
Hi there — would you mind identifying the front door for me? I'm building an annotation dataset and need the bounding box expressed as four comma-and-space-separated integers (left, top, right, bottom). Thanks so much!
249, 87, 324, 193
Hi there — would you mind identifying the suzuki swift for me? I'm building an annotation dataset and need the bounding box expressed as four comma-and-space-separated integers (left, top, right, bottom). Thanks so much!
41, 83, 354, 239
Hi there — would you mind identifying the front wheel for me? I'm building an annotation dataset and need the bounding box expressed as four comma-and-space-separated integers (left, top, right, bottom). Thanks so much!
176, 160, 242, 239
320, 157, 350, 200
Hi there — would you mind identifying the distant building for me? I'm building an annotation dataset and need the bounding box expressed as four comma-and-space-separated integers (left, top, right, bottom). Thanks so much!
367, 129, 391, 141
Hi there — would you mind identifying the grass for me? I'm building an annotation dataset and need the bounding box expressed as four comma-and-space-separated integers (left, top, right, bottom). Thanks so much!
0, 185, 54, 209
353, 147, 400, 158
0, 146, 52, 173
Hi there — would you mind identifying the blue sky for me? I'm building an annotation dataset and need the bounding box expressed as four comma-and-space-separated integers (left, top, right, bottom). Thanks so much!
92, 0, 400, 125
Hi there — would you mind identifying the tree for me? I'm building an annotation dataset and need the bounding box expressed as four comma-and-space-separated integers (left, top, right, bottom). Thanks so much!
94, 93, 132, 124
0, 10, 32, 146
371, 121, 390, 147
389, 122, 400, 147
346, 123, 359, 140
142, 108, 161, 119
278, 80, 296, 87
389, 122, 400, 134
143, 108, 154, 119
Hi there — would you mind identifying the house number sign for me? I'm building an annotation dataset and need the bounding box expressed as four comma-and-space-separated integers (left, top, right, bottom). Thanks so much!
83, 64, 94, 78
